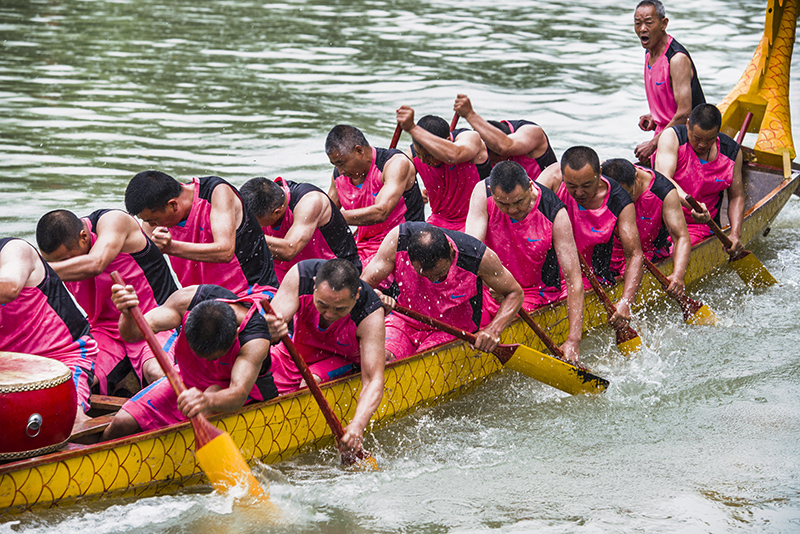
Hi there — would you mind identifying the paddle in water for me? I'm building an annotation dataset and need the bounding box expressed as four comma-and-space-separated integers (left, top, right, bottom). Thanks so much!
685, 195, 777, 288
576, 255, 643, 356
259, 299, 379, 470
642, 257, 717, 325
109, 272, 273, 503
392, 304, 608, 395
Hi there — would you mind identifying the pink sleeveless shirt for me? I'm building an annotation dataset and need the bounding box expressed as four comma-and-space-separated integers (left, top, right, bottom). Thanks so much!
413, 132, 482, 231
610, 169, 674, 273
485, 181, 563, 307
558, 177, 633, 284
672, 126, 738, 225
644, 36, 678, 135
265, 178, 337, 282
334, 147, 407, 262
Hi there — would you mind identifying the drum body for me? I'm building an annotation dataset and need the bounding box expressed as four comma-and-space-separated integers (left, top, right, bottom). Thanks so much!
0, 352, 77, 460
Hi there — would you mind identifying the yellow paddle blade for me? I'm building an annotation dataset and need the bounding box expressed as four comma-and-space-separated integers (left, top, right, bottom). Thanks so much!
617, 335, 643, 357
195, 431, 271, 502
730, 252, 778, 288
686, 303, 718, 326
503, 344, 609, 395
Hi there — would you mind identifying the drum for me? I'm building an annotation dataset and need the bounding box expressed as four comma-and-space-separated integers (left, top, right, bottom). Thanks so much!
0, 352, 77, 460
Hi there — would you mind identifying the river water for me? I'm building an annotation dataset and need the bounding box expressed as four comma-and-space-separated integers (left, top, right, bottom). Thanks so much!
2, 0, 800, 532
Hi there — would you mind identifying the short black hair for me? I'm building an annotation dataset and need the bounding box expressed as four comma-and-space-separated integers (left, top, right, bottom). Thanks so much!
125, 170, 182, 216
600, 158, 637, 188
407, 225, 451, 271
325, 124, 370, 156
315, 258, 360, 298
687, 104, 722, 132
489, 160, 530, 194
239, 177, 286, 218
417, 115, 450, 139
635, 0, 666, 19
561, 146, 600, 175
184, 300, 238, 358
36, 209, 83, 254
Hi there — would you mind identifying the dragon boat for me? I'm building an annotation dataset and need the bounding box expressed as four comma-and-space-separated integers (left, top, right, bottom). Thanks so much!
1, 0, 797, 516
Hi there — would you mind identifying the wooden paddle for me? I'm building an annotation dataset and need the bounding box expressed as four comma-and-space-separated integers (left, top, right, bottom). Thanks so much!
576, 255, 643, 356
392, 304, 608, 395
259, 299, 378, 470
642, 257, 717, 325
684, 195, 777, 288
516, 308, 568, 360
449, 111, 459, 132
109, 272, 271, 502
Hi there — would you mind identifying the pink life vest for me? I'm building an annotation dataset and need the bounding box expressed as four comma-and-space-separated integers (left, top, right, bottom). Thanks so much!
334, 146, 407, 263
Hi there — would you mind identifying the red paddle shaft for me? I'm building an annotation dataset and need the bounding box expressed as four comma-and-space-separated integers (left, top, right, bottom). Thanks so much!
258, 299, 371, 466
517, 309, 566, 360
735, 112, 754, 145
642, 257, 706, 320
684, 195, 750, 262
110, 272, 221, 448
576, 255, 641, 344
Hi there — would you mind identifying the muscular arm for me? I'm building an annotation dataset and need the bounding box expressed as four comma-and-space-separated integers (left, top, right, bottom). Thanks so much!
725, 150, 745, 253
551, 210, 584, 362
340, 308, 385, 449
360, 227, 399, 288
613, 204, 644, 325
536, 163, 562, 193
265, 265, 302, 323
113, 283, 189, 342
458, 103, 546, 159
179, 337, 270, 418
464, 180, 489, 241
661, 189, 691, 297
475, 248, 523, 352
0, 240, 41, 304
160, 185, 242, 262
265, 192, 331, 261
655, 129, 687, 196
340, 156, 413, 226
50, 212, 146, 281
414, 128, 484, 166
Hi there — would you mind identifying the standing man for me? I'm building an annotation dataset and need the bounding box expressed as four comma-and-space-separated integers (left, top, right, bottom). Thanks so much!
326, 125, 423, 268
0, 238, 98, 426
453, 94, 557, 180
397, 105, 491, 231
465, 161, 584, 363
633, 0, 705, 165
554, 147, 643, 329
362, 222, 523, 361
36, 209, 178, 394
101, 283, 281, 440
655, 103, 744, 254
240, 176, 361, 283
124, 171, 278, 297
602, 158, 691, 298
267, 259, 385, 451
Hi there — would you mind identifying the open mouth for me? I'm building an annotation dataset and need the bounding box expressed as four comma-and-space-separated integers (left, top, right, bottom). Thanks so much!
640, 34, 650, 46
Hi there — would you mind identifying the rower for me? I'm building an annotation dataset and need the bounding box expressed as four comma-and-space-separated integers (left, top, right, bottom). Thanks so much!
124, 171, 278, 298
464, 161, 584, 363
326, 124, 424, 270
361, 222, 523, 360
0, 238, 99, 427
397, 105, 491, 231
453, 94, 557, 181
266, 258, 385, 451
36, 209, 179, 395
101, 283, 282, 440
602, 158, 691, 299
555, 147, 644, 329
633, 0, 706, 165
655, 103, 745, 255
240, 177, 362, 283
